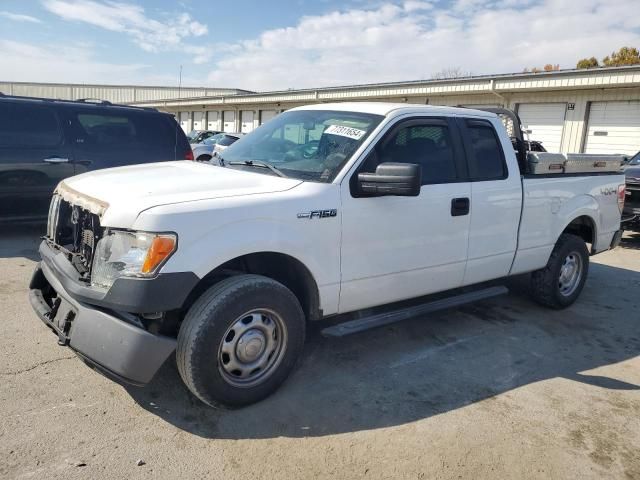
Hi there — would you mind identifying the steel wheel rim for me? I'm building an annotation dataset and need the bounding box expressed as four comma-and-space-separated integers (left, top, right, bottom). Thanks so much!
558, 252, 583, 297
218, 308, 287, 388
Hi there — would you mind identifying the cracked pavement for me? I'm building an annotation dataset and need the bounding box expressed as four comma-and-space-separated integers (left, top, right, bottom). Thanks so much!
1, 225, 640, 479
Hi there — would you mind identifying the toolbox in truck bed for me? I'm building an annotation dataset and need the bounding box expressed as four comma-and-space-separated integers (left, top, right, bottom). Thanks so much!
527, 152, 623, 175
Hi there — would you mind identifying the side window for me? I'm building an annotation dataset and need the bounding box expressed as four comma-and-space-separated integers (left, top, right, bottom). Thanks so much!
364, 122, 458, 185
464, 120, 507, 181
0, 102, 61, 147
133, 114, 177, 148
76, 113, 137, 146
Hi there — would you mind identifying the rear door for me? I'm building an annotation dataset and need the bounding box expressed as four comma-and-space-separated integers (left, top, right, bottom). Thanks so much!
69, 108, 182, 174
457, 117, 522, 285
0, 100, 75, 221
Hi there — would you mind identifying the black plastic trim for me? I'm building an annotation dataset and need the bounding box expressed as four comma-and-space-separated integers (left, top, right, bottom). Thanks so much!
38, 240, 199, 313
29, 263, 177, 385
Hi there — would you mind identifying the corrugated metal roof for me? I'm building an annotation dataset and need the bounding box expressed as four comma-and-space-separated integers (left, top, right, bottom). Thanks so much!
129, 65, 640, 108
0, 81, 253, 103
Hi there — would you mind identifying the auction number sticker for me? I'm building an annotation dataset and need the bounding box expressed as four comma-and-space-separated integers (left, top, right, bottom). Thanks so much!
325, 125, 367, 140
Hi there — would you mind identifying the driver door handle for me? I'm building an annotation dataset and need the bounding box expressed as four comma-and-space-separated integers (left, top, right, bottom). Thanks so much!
43, 157, 70, 164
451, 197, 470, 216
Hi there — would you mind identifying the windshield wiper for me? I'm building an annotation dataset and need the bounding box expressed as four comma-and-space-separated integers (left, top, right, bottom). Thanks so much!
227, 160, 288, 178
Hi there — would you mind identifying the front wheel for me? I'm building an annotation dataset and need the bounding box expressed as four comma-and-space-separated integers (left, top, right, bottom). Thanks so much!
176, 274, 306, 408
529, 233, 589, 309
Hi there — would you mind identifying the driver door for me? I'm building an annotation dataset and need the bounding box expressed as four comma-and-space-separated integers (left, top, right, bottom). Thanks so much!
339, 117, 471, 314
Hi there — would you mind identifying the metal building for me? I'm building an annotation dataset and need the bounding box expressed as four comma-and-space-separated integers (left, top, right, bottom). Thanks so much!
133, 65, 640, 155
0, 81, 251, 104
2, 66, 640, 155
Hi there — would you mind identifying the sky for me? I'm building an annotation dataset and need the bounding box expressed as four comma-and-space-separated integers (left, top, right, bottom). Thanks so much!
0, 0, 639, 92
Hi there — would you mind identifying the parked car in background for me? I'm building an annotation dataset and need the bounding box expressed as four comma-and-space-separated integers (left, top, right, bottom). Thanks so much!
622, 151, 640, 230
192, 132, 227, 161
0, 94, 192, 223
212, 133, 243, 162
188, 130, 221, 144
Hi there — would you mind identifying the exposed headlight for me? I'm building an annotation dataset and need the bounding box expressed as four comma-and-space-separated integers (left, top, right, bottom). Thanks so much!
91, 230, 177, 290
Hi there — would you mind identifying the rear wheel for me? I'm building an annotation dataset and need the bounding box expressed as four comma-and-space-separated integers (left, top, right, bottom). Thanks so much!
176, 274, 305, 408
530, 233, 589, 309
196, 154, 212, 162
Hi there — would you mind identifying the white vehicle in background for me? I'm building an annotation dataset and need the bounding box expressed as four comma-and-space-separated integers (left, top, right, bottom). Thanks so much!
212, 132, 243, 162
192, 132, 244, 163
30, 103, 625, 409
191, 132, 226, 161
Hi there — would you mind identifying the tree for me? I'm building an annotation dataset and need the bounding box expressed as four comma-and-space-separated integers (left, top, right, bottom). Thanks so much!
523, 64, 559, 73
431, 67, 472, 80
577, 57, 599, 69
602, 47, 640, 67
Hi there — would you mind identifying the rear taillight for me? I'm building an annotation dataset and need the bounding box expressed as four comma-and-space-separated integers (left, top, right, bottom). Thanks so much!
617, 184, 626, 213
184, 149, 194, 161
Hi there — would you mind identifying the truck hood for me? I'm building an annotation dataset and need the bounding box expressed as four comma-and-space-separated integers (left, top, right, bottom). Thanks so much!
57, 161, 303, 226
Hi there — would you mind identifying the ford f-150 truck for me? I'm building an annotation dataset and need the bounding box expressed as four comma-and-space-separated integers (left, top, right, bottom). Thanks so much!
29, 103, 626, 408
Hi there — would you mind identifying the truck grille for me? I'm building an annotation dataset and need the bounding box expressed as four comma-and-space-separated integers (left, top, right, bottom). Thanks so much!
47, 194, 103, 278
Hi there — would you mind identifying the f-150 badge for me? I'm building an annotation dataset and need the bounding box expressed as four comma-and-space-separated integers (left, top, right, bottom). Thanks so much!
297, 209, 337, 219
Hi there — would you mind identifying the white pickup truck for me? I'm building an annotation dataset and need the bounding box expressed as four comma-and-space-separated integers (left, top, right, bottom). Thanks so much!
29, 103, 626, 408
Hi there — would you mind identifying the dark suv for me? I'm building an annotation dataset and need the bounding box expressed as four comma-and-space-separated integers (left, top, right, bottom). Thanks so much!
0, 95, 192, 222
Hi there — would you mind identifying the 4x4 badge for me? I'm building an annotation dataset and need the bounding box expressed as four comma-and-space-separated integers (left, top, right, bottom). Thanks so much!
297, 209, 337, 219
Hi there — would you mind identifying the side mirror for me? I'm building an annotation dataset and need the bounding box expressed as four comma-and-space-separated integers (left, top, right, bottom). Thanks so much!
357, 162, 421, 197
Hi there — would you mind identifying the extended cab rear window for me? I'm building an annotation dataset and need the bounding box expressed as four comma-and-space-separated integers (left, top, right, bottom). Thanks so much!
462, 119, 507, 181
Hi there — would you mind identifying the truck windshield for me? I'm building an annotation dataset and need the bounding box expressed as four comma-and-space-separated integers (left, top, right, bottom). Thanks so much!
220, 110, 383, 182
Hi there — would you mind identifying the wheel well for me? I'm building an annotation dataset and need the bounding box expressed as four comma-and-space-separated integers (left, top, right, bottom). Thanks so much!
562, 216, 595, 250
196, 154, 212, 161
183, 252, 321, 321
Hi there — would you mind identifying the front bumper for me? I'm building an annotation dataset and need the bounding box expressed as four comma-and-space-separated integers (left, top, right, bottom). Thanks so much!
28, 256, 183, 385
37, 240, 199, 313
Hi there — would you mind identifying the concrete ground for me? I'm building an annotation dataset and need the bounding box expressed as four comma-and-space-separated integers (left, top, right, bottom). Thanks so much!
1, 225, 639, 480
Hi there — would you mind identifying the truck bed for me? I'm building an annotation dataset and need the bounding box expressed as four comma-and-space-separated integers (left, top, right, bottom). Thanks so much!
510, 172, 625, 275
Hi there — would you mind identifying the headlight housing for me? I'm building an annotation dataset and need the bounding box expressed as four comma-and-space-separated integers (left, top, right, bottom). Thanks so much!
91, 230, 177, 290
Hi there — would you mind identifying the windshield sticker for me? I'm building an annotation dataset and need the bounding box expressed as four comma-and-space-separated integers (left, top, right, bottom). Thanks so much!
324, 125, 367, 140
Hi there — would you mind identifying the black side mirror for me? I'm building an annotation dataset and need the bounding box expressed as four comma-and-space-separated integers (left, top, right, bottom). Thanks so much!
357, 162, 421, 197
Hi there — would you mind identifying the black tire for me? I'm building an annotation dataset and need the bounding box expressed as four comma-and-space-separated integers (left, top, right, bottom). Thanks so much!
196, 154, 212, 162
530, 233, 589, 309
176, 274, 305, 408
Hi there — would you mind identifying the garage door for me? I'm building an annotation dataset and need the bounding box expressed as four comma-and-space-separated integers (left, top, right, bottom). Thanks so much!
206, 111, 219, 131
517, 103, 567, 152
179, 112, 191, 133
240, 110, 255, 133
223, 111, 236, 133
585, 101, 640, 155
260, 110, 278, 125
193, 111, 204, 131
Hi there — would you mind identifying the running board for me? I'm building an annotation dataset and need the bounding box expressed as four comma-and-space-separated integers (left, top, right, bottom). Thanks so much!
321, 286, 509, 337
